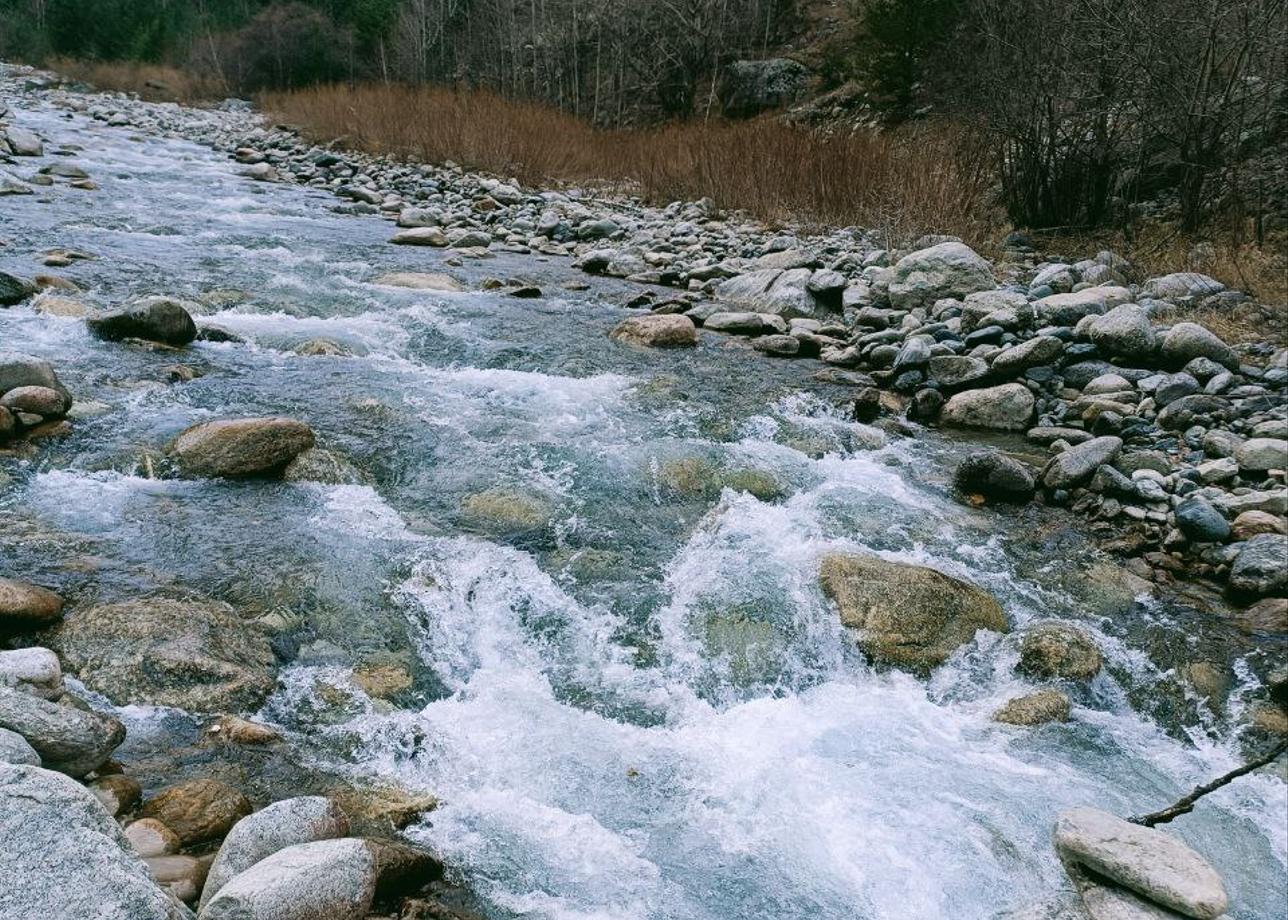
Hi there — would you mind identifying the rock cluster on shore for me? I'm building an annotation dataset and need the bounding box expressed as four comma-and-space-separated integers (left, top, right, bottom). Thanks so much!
1, 573, 445, 920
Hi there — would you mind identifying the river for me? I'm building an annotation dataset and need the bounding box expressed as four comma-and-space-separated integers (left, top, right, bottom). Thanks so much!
1, 90, 1285, 919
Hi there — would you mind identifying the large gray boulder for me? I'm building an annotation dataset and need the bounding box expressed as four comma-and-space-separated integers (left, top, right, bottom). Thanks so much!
1228, 534, 1288, 598
1159, 323, 1238, 371
1041, 437, 1123, 490
0, 764, 188, 920
199, 838, 377, 920
0, 353, 70, 403
1088, 305, 1156, 361
888, 243, 994, 310
940, 383, 1036, 431
3, 125, 43, 156
719, 58, 812, 117
201, 797, 350, 909
87, 297, 198, 347
715, 268, 822, 318
1035, 287, 1132, 326
170, 417, 316, 479
53, 596, 275, 712
0, 687, 124, 777
819, 552, 1008, 673
1054, 807, 1227, 919
1141, 272, 1224, 302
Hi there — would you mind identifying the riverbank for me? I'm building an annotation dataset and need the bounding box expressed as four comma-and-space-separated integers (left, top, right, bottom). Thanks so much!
3, 62, 1287, 920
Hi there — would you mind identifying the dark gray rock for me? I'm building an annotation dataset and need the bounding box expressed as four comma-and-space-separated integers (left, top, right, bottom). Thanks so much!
87, 297, 198, 347
1175, 497, 1230, 542
953, 450, 1035, 501
1041, 437, 1123, 489
1228, 535, 1288, 598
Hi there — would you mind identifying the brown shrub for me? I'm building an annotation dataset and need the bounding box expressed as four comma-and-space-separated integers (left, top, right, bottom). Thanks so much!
262, 83, 1000, 246
51, 58, 224, 103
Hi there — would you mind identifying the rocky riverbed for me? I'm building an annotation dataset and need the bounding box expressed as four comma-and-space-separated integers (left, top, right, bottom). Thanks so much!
2, 62, 1287, 920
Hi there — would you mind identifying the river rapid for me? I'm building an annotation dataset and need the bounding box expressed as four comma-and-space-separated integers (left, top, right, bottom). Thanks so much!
2, 88, 1285, 919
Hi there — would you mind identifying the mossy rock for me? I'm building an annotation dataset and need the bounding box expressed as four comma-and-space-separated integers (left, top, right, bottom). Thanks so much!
459, 489, 552, 533
819, 552, 1008, 673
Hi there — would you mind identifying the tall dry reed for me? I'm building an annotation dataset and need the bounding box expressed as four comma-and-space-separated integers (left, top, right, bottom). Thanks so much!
262, 83, 999, 246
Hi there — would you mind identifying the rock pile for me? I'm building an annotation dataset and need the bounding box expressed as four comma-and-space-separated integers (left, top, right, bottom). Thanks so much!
0, 353, 75, 445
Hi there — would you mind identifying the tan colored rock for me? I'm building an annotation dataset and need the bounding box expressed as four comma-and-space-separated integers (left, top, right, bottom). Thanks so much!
32, 293, 89, 316
207, 715, 281, 746
0, 577, 64, 630
89, 773, 142, 817
138, 778, 251, 846
993, 689, 1071, 725
170, 416, 315, 479
1232, 597, 1288, 634
145, 854, 209, 903
608, 314, 698, 348
353, 664, 413, 700
819, 552, 1008, 673
1019, 623, 1103, 681
373, 271, 464, 292
1231, 510, 1287, 540
328, 782, 437, 836
125, 818, 182, 857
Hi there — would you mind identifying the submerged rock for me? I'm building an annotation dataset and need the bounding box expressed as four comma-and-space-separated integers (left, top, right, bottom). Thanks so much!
139, 778, 252, 847
53, 596, 276, 712
1054, 807, 1228, 919
0, 764, 188, 920
372, 271, 464, 292
993, 689, 1070, 726
170, 416, 315, 478
1018, 623, 1102, 681
819, 553, 1008, 673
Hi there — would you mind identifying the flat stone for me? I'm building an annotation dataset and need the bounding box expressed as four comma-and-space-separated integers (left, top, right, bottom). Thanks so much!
993, 689, 1070, 725
1053, 807, 1227, 919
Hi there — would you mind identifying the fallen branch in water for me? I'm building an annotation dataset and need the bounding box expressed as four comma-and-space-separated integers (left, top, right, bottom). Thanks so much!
1131, 739, 1288, 828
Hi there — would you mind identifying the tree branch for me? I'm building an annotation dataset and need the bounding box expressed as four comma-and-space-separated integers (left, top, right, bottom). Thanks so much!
1130, 740, 1288, 828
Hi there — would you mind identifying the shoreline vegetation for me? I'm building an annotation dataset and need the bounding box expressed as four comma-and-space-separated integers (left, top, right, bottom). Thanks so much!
43, 58, 1288, 322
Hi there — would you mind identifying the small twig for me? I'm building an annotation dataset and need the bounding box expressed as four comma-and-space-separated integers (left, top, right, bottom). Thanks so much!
1131, 740, 1288, 828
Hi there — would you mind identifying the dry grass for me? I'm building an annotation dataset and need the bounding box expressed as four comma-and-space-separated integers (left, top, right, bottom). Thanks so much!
262, 83, 1000, 246
51, 58, 224, 103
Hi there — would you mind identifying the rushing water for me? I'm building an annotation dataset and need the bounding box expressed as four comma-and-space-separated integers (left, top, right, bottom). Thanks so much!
2, 94, 1285, 920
